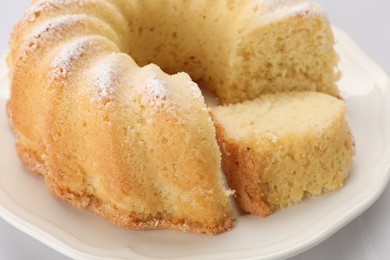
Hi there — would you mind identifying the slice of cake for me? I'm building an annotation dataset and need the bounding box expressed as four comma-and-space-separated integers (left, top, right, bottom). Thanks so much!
210, 91, 354, 216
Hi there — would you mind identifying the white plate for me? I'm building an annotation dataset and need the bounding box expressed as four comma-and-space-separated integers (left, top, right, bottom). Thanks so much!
0, 27, 390, 260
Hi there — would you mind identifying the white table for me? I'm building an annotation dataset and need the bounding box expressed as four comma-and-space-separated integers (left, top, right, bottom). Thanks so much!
1, 1, 389, 259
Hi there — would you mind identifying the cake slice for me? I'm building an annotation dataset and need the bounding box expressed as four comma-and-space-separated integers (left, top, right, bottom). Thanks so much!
210, 91, 354, 216
7, 35, 234, 234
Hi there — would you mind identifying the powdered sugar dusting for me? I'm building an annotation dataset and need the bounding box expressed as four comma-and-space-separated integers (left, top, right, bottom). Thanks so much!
20, 15, 88, 62
26, 0, 103, 23
90, 58, 122, 103
186, 81, 209, 113
141, 77, 184, 124
50, 36, 94, 83
145, 78, 168, 102
186, 81, 203, 100
27, 0, 75, 22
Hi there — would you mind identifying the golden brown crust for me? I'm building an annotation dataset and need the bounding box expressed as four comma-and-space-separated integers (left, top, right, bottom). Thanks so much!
14, 140, 46, 176
49, 178, 232, 234
13, 136, 232, 234
87, 198, 233, 234
210, 92, 354, 217
211, 114, 273, 217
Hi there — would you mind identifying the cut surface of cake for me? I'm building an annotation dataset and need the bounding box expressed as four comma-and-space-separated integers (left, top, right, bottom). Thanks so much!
211, 91, 354, 216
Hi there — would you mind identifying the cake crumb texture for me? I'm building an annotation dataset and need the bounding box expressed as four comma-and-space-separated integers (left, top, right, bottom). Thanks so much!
211, 91, 354, 216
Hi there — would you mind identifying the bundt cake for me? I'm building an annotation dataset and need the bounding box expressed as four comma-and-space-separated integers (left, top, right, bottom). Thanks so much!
6, 0, 340, 233
210, 92, 354, 216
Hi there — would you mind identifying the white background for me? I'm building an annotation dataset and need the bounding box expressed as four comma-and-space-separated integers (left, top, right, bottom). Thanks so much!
0, 0, 389, 259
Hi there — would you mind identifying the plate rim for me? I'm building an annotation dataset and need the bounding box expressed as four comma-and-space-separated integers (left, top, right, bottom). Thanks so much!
1, 27, 390, 260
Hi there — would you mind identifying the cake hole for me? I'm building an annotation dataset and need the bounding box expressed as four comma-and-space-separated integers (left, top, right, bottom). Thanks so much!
34, 11, 41, 19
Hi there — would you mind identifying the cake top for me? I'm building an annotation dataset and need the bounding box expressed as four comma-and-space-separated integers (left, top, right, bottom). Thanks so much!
50, 36, 95, 83
236, 0, 327, 30
211, 91, 345, 146
89, 55, 124, 104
